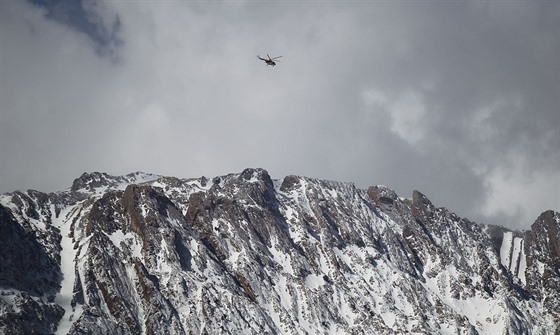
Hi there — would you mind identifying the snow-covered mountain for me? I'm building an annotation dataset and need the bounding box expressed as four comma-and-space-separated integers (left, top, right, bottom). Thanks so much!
1, 168, 558, 334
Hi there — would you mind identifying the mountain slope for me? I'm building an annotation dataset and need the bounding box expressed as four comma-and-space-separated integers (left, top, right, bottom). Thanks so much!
0, 168, 558, 334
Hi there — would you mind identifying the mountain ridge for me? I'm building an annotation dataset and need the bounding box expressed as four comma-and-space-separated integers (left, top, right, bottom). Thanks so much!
0, 168, 558, 334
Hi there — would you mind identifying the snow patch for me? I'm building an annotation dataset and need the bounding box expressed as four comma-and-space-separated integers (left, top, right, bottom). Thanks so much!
105, 229, 143, 260
499, 232, 513, 269
304, 274, 325, 289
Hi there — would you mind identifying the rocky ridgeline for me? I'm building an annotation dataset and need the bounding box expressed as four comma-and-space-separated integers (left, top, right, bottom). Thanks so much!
0, 168, 558, 334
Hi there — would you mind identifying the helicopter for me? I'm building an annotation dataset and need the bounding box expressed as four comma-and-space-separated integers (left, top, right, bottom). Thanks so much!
257, 54, 282, 67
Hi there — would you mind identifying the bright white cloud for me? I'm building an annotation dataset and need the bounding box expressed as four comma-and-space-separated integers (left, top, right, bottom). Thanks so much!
482, 166, 559, 230
388, 93, 427, 145
362, 89, 427, 145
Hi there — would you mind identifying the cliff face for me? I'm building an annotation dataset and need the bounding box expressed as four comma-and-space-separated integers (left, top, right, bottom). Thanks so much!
0, 168, 558, 334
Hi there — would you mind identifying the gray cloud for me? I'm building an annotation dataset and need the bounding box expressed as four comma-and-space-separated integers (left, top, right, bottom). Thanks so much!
1, 1, 558, 230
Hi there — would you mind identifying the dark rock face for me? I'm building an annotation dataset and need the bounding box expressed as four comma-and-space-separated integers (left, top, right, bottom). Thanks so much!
0, 168, 558, 334
524, 210, 560, 332
0, 193, 64, 334
0, 206, 60, 296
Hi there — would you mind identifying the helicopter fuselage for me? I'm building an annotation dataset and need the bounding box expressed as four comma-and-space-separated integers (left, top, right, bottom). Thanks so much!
258, 55, 281, 67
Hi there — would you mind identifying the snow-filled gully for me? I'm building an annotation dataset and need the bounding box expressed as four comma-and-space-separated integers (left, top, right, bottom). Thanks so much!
53, 204, 82, 335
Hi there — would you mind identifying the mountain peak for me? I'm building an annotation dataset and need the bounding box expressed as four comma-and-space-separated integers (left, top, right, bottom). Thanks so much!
70, 171, 113, 192
70, 171, 160, 194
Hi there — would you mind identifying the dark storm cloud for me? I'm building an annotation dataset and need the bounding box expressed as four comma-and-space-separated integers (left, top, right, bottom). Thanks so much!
1, 1, 558, 230
27, 0, 122, 57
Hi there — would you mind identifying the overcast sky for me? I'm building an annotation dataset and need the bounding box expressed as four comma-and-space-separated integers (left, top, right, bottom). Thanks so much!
1, 0, 558, 230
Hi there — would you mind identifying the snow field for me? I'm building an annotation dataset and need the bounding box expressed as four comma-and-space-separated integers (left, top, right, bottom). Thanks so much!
422, 262, 510, 334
